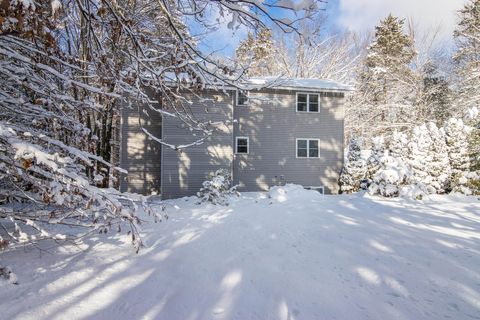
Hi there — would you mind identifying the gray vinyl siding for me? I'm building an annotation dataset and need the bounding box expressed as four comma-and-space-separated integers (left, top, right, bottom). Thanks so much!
161, 90, 234, 199
120, 97, 162, 195
122, 87, 344, 197
233, 89, 344, 194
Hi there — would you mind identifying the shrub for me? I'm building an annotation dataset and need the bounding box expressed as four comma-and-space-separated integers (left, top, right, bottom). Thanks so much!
368, 154, 411, 197
197, 169, 238, 205
340, 138, 367, 193
451, 171, 480, 196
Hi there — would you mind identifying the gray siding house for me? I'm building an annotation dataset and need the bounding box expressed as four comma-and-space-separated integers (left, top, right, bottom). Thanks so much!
120, 78, 349, 199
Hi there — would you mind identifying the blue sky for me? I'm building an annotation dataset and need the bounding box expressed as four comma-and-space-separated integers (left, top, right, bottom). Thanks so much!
192, 0, 467, 58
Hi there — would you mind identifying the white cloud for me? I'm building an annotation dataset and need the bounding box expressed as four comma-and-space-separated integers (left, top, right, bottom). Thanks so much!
336, 0, 467, 41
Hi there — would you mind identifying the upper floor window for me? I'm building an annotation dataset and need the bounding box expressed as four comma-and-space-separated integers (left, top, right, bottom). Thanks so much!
237, 90, 249, 106
236, 136, 249, 154
296, 138, 320, 158
296, 93, 319, 112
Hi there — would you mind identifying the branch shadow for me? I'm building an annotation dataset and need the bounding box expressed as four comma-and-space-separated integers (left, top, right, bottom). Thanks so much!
0, 193, 479, 320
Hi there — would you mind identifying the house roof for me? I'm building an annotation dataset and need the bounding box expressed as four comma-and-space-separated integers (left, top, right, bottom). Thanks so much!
245, 77, 353, 92
163, 72, 353, 92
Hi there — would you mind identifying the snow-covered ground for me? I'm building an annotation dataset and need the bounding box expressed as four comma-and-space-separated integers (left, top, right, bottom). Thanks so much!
1, 186, 479, 320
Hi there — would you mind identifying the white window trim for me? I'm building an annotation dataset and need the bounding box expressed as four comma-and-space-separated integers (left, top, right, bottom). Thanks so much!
304, 186, 325, 194
236, 90, 249, 106
296, 92, 320, 113
235, 136, 249, 154
295, 138, 320, 158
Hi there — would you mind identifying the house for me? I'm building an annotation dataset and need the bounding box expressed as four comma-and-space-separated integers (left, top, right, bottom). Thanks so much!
120, 77, 350, 199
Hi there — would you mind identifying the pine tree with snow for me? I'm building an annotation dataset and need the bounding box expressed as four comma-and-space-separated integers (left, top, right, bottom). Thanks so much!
444, 118, 471, 173
426, 122, 451, 193
463, 109, 479, 195
467, 108, 480, 171
339, 138, 367, 193
419, 62, 452, 124
366, 136, 386, 183
368, 154, 411, 197
443, 117, 480, 195
470, 124, 480, 171
454, 0, 480, 112
408, 124, 436, 193
197, 169, 238, 205
388, 130, 409, 160
358, 14, 417, 137
407, 123, 452, 193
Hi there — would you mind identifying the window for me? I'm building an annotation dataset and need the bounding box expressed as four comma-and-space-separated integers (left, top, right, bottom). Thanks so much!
296, 93, 320, 112
304, 186, 325, 194
296, 139, 320, 158
236, 137, 249, 154
237, 90, 249, 106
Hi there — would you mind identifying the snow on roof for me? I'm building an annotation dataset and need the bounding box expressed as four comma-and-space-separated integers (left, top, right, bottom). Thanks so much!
162, 72, 353, 92
246, 76, 353, 92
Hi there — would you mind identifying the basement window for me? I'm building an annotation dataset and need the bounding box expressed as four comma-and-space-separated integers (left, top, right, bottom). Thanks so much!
304, 186, 325, 194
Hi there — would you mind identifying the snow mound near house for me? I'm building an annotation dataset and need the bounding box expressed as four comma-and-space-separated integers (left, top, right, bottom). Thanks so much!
268, 184, 321, 202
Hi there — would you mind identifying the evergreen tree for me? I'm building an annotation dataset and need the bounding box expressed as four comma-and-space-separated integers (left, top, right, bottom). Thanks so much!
339, 138, 367, 193
388, 130, 409, 160
453, 0, 480, 112
444, 118, 470, 173
358, 14, 417, 137
427, 123, 451, 193
235, 28, 277, 77
408, 124, 435, 193
408, 123, 451, 193
366, 136, 386, 183
368, 154, 411, 197
453, 115, 480, 196
470, 121, 480, 171
419, 62, 452, 124
466, 107, 480, 172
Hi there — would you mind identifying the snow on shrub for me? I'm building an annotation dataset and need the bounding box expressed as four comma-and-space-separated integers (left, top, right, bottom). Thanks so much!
343, 117, 479, 198
407, 123, 451, 194
467, 106, 479, 120
339, 138, 367, 193
197, 169, 237, 205
427, 123, 451, 193
407, 124, 434, 192
399, 183, 429, 200
465, 109, 479, 172
389, 130, 409, 160
444, 118, 475, 194
444, 118, 470, 173
451, 171, 480, 196
366, 136, 386, 184
0, 266, 18, 285
368, 154, 411, 197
